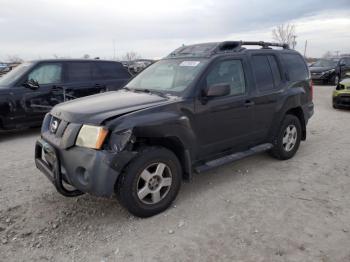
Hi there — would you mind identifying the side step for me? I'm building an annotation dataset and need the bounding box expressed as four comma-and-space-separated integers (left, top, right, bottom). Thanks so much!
194, 143, 273, 173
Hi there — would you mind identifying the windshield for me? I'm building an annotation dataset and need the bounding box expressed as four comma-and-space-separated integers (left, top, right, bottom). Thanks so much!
0, 62, 33, 87
126, 59, 207, 93
311, 59, 338, 68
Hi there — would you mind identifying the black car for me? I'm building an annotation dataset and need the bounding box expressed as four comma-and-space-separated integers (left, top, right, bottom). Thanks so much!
309, 58, 339, 84
0, 59, 131, 130
335, 56, 350, 84
35, 41, 314, 217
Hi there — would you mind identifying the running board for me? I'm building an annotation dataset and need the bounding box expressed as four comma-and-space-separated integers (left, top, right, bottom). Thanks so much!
194, 143, 273, 173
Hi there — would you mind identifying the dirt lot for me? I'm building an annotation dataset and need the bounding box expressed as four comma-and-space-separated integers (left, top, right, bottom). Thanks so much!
0, 85, 349, 262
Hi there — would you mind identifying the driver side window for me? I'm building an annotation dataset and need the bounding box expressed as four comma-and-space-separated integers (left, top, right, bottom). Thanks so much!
206, 60, 246, 96
28, 63, 62, 85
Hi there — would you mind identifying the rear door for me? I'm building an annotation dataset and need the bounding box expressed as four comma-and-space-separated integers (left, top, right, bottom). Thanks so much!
63, 61, 96, 99
194, 57, 256, 158
249, 53, 284, 143
92, 61, 131, 91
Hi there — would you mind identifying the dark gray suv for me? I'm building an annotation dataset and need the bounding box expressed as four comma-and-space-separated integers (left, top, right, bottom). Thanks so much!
35, 41, 314, 217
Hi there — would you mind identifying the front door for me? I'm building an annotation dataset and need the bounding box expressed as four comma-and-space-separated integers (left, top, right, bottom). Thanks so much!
18, 62, 63, 123
194, 58, 255, 158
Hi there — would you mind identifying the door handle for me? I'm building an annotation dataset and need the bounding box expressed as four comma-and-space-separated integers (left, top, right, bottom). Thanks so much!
244, 100, 255, 107
51, 85, 63, 92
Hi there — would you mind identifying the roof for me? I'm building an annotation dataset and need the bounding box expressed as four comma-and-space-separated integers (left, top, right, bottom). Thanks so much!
167, 41, 291, 58
29, 58, 122, 63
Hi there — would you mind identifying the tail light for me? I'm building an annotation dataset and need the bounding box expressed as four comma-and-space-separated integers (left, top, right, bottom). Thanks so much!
310, 80, 313, 101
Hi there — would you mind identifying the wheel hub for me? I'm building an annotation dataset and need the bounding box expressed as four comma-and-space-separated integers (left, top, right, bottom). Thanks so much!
136, 162, 173, 204
148, 176, 161, 190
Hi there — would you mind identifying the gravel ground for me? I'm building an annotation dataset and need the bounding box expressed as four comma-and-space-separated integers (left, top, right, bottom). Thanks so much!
0, 85, 349, 262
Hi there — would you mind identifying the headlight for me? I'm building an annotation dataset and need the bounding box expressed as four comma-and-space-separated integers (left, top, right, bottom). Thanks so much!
76, 125, 109, 149
108, 129, 133, 152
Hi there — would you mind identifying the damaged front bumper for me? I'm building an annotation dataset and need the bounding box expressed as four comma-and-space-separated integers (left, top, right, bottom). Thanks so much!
35, 137, 137, 198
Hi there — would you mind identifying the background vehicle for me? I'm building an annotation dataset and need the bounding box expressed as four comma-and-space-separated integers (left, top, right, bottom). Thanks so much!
335, 56, 350, 84
35, 41, 313, 217
309, 58, 339, 84
0, 59, 131, 130
333, 72, 350, 108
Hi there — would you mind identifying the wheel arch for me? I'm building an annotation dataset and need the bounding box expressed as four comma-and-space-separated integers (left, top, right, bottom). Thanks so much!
134, 136, 192, 181
285, 107, 306, 140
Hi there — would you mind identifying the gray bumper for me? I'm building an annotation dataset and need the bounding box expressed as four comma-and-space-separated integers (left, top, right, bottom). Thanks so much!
35, 138, 136, 198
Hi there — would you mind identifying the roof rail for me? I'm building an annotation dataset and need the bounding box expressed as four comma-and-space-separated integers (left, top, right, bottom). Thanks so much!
240, 41, 289, 49
167, 41, 290, 58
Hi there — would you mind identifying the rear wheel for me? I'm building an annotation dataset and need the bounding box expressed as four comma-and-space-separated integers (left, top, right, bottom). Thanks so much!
269, 115, 302, 160
116, 147, 182, 217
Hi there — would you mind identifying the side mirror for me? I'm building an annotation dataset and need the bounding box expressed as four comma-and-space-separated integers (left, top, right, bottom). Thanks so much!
204, 83, 230, 98
23, 79, 40, 90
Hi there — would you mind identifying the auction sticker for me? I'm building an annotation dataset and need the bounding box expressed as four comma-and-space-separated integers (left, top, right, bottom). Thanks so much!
179, 61, 200, 67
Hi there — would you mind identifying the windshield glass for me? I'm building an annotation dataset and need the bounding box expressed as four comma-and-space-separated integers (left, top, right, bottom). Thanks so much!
0, 62, 33, 87
126, 59, 207, 93
311, 59, 338, 68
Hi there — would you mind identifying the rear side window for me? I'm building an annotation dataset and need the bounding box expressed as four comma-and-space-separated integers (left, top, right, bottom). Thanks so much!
268, 56, 282, 86
251, 55, 275, 92
66, 62, 92, 82
281, 54, 308, 81
93, 62, 130, 80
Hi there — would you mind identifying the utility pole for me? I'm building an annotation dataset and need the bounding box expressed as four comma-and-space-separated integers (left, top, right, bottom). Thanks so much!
113, 39, 116, 60
304, 40, 308, 57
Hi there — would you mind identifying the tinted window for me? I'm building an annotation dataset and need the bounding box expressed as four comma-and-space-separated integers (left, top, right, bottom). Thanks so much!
251, 55, 274, 92
282, 54, 308, 81
93, 62, 130, 79
67, 62, 91, 82
341, 58, 350, 66
206, 60, 246, 96
28, 63, 62, 85
268, 55, 282, 86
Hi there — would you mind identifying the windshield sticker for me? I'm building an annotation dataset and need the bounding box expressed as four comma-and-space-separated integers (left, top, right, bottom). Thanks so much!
180, 61, 200, 67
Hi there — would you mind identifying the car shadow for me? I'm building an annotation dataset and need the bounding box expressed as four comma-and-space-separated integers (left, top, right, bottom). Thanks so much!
0, 127, 41, 142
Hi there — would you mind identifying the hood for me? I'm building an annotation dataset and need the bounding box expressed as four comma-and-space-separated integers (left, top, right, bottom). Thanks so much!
51, 90, 171, 124
340, 78, 350, 85
0, 86, 11, 93
309, 66, 334, 73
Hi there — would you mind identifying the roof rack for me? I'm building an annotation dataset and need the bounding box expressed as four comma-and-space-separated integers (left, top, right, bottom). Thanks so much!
213, 41, 289, 53
240, 41, 289, 49
167, 41, 290, 58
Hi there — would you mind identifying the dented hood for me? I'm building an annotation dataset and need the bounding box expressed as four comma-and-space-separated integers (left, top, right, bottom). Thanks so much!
50, 90, 169, 124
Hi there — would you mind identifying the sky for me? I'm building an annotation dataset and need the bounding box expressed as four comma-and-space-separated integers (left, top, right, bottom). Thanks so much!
1, 0, 350, 61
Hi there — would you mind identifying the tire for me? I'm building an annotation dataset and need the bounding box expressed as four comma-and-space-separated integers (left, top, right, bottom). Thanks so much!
116, 147, 182, 218
269, 115, 302, 160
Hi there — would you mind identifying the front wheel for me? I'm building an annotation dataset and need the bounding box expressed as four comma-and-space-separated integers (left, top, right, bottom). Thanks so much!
269, 115, 302, 160
116, 147, 182, 217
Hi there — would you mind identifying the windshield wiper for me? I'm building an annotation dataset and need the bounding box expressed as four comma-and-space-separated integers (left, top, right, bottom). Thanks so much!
132, 88, 168, 98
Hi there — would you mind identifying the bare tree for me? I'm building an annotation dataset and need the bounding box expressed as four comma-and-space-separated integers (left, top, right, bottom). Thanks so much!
272, 24, 297, 48
6, 55, 23, 63
122, 51, 141, 61
83, 54, 90, 59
